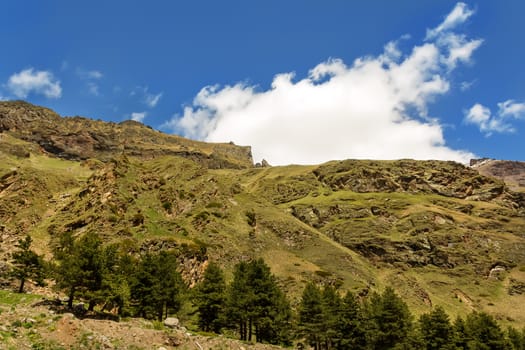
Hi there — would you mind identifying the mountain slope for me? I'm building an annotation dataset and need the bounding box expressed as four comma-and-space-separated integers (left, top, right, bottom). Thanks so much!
1, 101, 525, 327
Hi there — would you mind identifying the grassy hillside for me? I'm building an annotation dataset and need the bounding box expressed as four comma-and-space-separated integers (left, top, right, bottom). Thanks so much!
1, 101, 525, 329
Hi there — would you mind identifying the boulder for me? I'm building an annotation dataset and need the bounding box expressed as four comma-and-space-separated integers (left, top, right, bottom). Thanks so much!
163, 317, 180, 328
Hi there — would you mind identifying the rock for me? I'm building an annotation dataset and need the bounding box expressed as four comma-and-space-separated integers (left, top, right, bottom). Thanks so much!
22, 317, 37, 324
163, 317, 180, 328
488, 265, 506, 279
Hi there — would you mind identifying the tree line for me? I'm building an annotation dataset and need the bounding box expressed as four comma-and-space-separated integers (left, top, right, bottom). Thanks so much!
5, 233, 525, 349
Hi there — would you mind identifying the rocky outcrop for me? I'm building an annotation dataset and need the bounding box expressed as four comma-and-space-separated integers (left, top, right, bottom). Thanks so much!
471, 158, 525, 192
0, 101, 253, 168
313, 159, 517, 205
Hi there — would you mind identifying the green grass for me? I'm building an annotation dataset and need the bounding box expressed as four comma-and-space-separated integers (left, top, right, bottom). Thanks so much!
0, 290, 42, 306
1, 137, 524, 328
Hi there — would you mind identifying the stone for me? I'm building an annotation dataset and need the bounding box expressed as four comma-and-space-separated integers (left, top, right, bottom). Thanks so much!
22, 317, 37, 324
163, 317, 179, 328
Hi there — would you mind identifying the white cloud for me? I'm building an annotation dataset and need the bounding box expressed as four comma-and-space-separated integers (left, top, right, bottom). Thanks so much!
76, 68, 103, 80
145, 92, 162, 108
424, 3, 481, 70
498, 100, 525, 118
460, 80, 475, 91
131, 86, 163, 108
426, 2, 475, 40
465, 100, 525, 135
87, 82, 100, 96
130, 112, 147, 123
7, 68, 62, 99
164, 3, 479, 165
87, 70, 103, 79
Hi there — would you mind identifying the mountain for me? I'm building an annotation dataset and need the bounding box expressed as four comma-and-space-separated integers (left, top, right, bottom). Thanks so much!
1, 101, 525, 330
471, 158, 525, 192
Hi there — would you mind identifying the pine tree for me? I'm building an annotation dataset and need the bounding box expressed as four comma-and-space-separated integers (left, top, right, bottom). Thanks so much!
194, 262, 227, 333
96, 243, 133, 315
320, 285, 342, 349
130, 250, 185, 320
226, 260, 251, 340
53, 231, 105, 309
298, 282, 324, 350
452, 315, 469, 350
337, 291, 367, 350
10, 235, 45, 293
418, 306, 454, 350
464, 311, 507, 350
365, 287, 413, 350
507, 326, 525, 350
225, 258, 292, 345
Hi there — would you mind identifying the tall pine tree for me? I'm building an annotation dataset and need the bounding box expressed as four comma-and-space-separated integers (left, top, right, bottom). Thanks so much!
225, 258, 292, 345
53, 231, 105, 309
418, 306, 454, 350
365, 287, 412, 350
298, 282, 324, 350
336, 291, 367, 350
130, 250, 185, 320
193, 262, 226, 333
10, 235, 45, 293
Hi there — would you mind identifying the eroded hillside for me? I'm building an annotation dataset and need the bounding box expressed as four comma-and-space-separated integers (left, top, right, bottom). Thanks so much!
1, 101, 525, 328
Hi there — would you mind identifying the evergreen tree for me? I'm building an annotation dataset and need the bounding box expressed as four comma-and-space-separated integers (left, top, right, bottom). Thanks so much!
130, 250, 185, 320
320, 285, 342, 349
226, 260, 251, 340
507, 326, 525, 350
194, 262, 227, 333
365, 287, 413, 350
95, 243, 133, 315
298, 282, 324, 350
452, 315, 469, 350
10, 235, 45, 293
464, 311, 507, 350
225, 258, 292, 345
418, 306, 454, 350
337, 291, 367, 350
53, 231, 105, 309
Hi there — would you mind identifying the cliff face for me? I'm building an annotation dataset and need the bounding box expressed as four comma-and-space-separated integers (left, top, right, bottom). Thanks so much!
1, 101, 525, 327
0, 100, 253, 168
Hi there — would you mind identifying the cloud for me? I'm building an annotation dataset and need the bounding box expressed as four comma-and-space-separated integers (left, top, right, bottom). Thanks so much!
498, 100, 525, 118
87, 70, 103, 79
75, 68, 103, 96
145, 92, 162, 107
6, 68, 62, 99
426, 2, 475, 40
424, 3, 481, 70
131, 112, 147, 122
76, 68, 103, 80
164, 3, 479, 165
465, 100, 525, 135
460, 80, 475, 91
131, 86, 163, 108
87, 82, 100, 96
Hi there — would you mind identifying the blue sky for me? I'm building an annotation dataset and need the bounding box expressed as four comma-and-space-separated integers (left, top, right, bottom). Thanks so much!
1, 1, 524, 164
